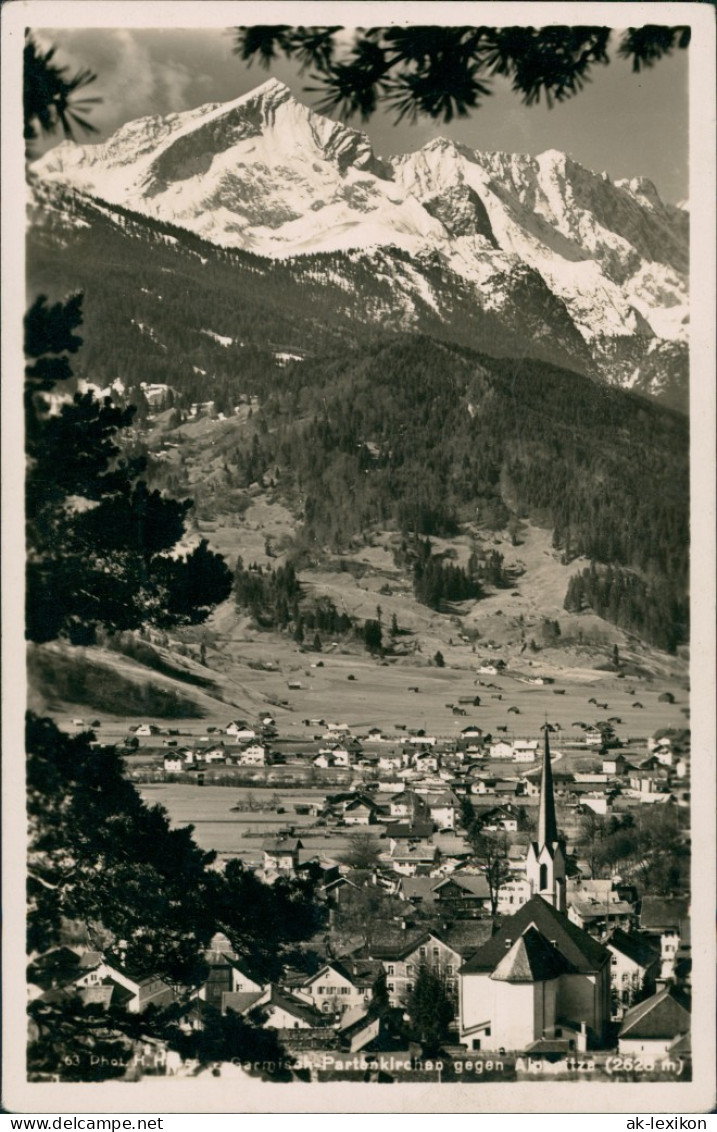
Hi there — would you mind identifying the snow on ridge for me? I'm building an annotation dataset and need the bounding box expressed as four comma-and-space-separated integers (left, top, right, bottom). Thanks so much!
200, 329, 234, 347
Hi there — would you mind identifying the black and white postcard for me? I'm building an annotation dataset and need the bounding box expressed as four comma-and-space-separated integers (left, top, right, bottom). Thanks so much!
3, 0, 715, 1115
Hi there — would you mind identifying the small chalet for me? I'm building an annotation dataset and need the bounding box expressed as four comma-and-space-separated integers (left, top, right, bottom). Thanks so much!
292, 960, 373, 1016
224, 984, 325, 1030
513, 740, 539, 763
476, 804, 519, 832
262, 837, 303, 873
460, 726, 483, 741
102, 954, 176, 1013
602, 753, 630, 776
203, 743, 228, 764
386, 820, 434, 844
237, 743, 266, 766
617, 985, 691, 1057
396, 876, 439, 907
489, 741, 514, 760
433, 874, 491, 910
389, 790, 431, 822
225, 721, 256, 741
389, 841, 440, 876
343, 797, 380, 825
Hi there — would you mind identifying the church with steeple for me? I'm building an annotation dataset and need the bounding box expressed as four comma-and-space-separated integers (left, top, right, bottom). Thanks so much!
525, 728, 567, 911
458, 729, 611, 1053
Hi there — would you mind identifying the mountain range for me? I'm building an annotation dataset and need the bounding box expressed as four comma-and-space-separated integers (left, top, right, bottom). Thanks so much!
30, 78, 689, 410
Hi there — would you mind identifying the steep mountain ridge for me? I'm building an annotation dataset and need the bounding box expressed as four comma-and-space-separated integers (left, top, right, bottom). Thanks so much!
30, 80, 689, 407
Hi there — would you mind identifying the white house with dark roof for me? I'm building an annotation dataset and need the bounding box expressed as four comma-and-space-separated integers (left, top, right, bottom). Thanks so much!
605, 928, 660, 1019
262, 837, 302, 873
513, 740, 539, 763
368, 930, 466, 1007
617, 985, 690, 1057
222, 984, 324, 1029
237, 743, 266, 766
292, 961, 373, 1016
639, 897, 689, 980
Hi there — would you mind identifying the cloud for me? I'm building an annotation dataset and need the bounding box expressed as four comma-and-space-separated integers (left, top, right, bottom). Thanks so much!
34, 28, 215, 139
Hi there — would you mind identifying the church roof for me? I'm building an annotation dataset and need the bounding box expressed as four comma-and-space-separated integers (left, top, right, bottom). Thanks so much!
460, 896, 610, 975
490, 926, 574, 983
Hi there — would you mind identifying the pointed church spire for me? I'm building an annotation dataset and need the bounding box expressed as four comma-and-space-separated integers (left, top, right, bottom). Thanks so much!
538, 726, 558, 847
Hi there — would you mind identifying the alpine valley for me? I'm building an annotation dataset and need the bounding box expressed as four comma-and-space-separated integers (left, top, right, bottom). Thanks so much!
26, 79, 690, 720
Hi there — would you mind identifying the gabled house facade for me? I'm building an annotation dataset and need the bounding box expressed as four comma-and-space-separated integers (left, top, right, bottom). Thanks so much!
606, 928, 660, 1020
292, 961, 372, 1016
369, 932, 464, 1007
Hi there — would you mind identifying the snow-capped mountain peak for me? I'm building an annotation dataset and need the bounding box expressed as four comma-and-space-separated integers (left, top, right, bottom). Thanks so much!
29, 82, 688, 406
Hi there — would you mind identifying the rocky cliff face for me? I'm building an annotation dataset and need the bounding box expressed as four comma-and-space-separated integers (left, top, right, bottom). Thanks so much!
31, 79, 689, 407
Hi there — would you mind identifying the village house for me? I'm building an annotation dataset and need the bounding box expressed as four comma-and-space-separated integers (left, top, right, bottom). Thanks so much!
378, 751, 404, 773
605, 928, 660, 1019
617, 985, 691, 1058
639, 897, 689, 980
475, 804, 520, 833
424, 791, 458, 829
223, 985, 325, 1030
390, 790, 431, 822
203, 743, 228, 764
225, 721, 256, 741
460, 726, 483, 742
489, 740, 514, 760
566, 878, 637, 935
262, 837, 303, 873
323, 744, 352, 766
495, 876, 532, 915
324, 722, 351, 738
584, 728, 604, 747
343, 797, 380, 825
236, 743, 267, 766
602, 752, 631, 776
102, 954, 176, 1014
389, 841, 440, 876
367, 930, 465, 1007
433, 874, 491, 912
411, 749, 440, 774
395, 876, 440, 908
163, 755, 184, 772
292, 961, 373, 1016
513, 740, 539, 763
386, 820, 434, 846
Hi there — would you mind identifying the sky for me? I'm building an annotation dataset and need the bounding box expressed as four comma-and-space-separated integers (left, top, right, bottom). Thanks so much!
31, 25, 689, 202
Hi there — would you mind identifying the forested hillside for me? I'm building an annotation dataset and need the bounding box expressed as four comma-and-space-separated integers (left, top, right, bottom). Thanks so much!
27, 178, 593, 405
242, 337, 689, 649
27, 184, 689, 653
